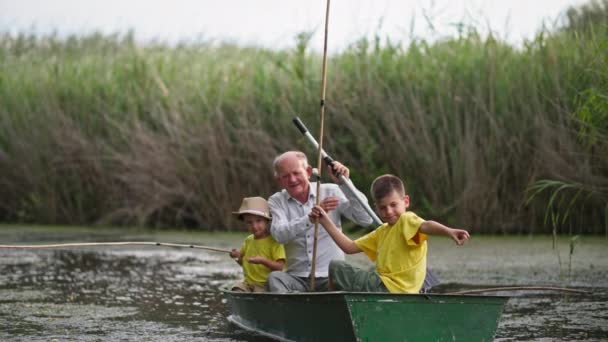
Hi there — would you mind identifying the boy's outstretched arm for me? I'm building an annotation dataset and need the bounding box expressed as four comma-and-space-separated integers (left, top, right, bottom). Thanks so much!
309, 205, 362, 254
419, 221, 470, 245
247, 256, 285, 271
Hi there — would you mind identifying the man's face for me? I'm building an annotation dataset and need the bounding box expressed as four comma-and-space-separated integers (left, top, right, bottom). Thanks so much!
375, 190, 409, 225
275, 157, 312, 199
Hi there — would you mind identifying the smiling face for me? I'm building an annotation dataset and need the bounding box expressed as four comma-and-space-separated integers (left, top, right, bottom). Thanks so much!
375, 190, 410, 225
274, 152, 312, 202
241, 214, 270, 239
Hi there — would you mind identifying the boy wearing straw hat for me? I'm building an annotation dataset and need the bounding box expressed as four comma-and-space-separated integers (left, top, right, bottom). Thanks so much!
230, 197, 286, 292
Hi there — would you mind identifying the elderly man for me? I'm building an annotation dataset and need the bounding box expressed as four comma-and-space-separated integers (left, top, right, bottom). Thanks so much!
267, 151, 373, 292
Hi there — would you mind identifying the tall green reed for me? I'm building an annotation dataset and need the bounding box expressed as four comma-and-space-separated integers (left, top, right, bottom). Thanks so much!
525, 0, 608, 237
0, 1, 606, 231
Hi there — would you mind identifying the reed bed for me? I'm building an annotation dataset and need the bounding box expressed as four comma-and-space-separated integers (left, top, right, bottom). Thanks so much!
0, 2, 606, 232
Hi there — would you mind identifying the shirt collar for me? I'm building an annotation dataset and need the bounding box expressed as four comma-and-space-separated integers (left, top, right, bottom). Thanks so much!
285, 182, 318, 203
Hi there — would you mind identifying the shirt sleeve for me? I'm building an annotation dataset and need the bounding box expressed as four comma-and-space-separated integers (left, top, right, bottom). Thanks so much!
272, 242, 286, 261
337, 181, 374, 226
268, 194, 313, 244
354, 228, 380, 261
400, 212, 427, 245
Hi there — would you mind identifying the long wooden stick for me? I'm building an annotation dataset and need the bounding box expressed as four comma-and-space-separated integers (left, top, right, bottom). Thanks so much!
0, 242, 232, 254
446, 286, 589, 295
310, 0, 331, 291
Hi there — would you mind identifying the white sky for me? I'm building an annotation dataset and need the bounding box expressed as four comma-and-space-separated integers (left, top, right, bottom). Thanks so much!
0, 0, 590, 51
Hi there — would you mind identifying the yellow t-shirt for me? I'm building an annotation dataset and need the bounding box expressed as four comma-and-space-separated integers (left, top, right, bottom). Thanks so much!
240, 235, 286, 285
354, 211, 427, 293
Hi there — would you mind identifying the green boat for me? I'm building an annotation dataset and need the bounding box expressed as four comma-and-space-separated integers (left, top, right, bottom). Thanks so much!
224, 291, 508, 341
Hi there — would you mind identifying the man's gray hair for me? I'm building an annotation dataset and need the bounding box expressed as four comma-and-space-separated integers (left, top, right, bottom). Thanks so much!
273, 151, 309, 176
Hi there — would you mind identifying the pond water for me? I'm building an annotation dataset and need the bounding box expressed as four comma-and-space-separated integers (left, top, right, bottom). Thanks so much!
0, 225, 607, 341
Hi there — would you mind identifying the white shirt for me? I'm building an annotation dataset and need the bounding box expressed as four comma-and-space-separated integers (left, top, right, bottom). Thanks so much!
268, 181, 373, 277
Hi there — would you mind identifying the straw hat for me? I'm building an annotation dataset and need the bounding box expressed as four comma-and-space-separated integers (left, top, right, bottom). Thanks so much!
232, 197, 272, 220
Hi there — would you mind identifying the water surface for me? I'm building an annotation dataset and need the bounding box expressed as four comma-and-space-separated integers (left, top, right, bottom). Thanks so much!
1, 226, 606, 341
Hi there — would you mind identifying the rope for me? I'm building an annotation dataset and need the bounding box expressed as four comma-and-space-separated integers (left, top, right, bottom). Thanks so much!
0, 242, 232, 254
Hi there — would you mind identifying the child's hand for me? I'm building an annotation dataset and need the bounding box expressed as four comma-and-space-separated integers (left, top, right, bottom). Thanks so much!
230, 249, 241, 259
450, 229, 470, 245
247, 256, 266, 264
309, 205, 329, 224
319, 196, 339, 212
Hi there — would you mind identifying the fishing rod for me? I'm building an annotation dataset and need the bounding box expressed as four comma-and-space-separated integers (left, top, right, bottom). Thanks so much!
309, 0, 331, 291
0, 241, 232, 254
293, 116, 382, 226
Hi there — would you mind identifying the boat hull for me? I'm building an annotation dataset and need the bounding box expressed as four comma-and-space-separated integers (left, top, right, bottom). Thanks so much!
224, 291, 508, 341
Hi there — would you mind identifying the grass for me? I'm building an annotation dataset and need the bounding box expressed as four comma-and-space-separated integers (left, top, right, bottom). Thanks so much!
0, 1, 606, 232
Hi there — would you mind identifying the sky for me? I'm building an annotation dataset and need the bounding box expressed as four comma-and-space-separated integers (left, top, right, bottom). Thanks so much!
0, 0, 590, 51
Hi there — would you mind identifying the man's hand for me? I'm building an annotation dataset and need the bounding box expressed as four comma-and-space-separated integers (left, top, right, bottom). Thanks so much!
327, 161, 349, 184
319, 196, 340, 212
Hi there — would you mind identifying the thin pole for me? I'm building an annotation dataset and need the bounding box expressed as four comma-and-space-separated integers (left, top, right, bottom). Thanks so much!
0, 242, 232, 254
446, 286, 589, 295
310, 0, 331, 291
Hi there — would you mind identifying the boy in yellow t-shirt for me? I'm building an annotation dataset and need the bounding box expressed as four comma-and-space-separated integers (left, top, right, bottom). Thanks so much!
309, 174, 469, 293
230, 197, 286, 292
